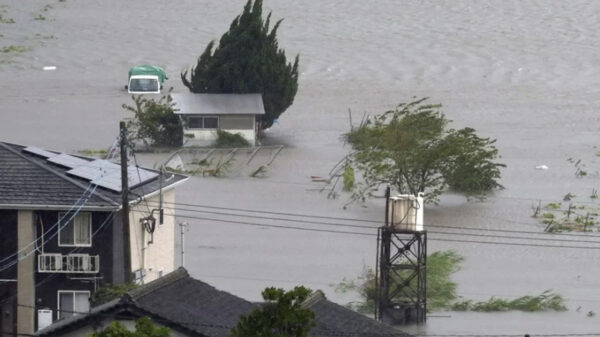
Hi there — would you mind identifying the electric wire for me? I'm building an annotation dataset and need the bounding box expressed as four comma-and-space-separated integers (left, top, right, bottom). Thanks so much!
130, 209, 600, 250
143, 199, 600, 239
0, 140, 120, 268
142, 204, 600, 245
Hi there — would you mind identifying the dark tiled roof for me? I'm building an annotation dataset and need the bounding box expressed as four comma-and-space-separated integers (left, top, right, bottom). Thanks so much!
131, 268, 256, 337
36, 268, 413, 337
0, 142, 187, 210
305, 291, 413, 337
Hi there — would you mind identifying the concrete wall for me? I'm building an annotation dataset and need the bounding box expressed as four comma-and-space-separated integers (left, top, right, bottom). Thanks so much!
129, 189, 176, 283
17, 210, 35, 335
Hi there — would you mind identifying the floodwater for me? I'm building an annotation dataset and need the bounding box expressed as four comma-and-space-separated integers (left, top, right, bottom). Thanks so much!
2, 0, 600, 335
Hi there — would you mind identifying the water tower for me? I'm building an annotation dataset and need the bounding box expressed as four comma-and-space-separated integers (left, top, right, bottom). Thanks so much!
376, 188, 427, 325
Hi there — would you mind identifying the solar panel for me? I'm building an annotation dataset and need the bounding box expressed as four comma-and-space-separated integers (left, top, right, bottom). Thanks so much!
127, 166, 159, 187
48, 154, 90, 168
23, 146, 58, 159
89, 166, 159, 192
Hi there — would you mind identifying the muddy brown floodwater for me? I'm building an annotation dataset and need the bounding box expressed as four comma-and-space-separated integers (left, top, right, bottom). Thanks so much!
2, 0, 600, 335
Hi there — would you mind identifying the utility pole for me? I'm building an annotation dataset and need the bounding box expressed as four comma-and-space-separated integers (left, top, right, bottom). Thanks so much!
120, 121, 132, 283
179, 222, 188, 268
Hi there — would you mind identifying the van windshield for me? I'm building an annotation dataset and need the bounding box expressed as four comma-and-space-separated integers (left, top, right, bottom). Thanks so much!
129, 78, 159, 93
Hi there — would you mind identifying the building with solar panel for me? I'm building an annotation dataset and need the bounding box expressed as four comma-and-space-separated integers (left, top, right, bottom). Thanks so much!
0, 142, 188, 336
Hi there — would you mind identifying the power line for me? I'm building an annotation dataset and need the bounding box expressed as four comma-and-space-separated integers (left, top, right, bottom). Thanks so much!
144, 199, 600, 239
146, 203, 600, 245
130, 210, 600, 251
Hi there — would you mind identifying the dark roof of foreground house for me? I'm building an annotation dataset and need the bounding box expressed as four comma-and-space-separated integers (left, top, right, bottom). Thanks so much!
36, 268, 413, 337
303, 291, 413, 337
172, 93, 265, 116
35, 268, 257, 337
0, 142, 187, 210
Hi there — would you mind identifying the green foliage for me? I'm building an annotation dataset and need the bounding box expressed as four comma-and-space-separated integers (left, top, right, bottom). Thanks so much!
335, 251, 463, 313
34, 14, 46, 20
181, 0, 299, 130
215, 130, 250, 148
342, 165, 355, 192
1, 45, 31, 53
344, 98, 505, 203
336, 252, 566, 313
0, 15, 15, 24
231, 287, 316, 337
89, 317, 170, 337
90, 283, 138, 306
451, 290, 567, 312
122, 92, 183, 147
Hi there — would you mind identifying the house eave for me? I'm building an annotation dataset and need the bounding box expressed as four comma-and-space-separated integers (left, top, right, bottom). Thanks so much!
0, 204, 118, 211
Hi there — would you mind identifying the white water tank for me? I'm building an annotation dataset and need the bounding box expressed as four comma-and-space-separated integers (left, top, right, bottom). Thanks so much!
387, 194, 424, 231
37, 309, 53, 330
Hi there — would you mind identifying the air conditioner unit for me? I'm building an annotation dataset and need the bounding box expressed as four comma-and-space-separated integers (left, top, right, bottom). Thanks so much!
37, 309, 53, 330
387, 194, 424, 231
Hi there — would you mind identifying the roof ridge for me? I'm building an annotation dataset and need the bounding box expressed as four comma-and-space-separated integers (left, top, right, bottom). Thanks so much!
0, 142, 120, 207
301, 289, 327, 309
128, 267, 190, 300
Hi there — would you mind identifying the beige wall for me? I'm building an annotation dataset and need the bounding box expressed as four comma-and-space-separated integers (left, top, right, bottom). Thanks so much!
17, 211, 35, 335
128, 189, 176, 283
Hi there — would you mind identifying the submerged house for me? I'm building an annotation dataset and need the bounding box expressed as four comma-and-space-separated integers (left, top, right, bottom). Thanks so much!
172, 93, 265, 147
0, 142, 187, 337
35, 268, 413, 337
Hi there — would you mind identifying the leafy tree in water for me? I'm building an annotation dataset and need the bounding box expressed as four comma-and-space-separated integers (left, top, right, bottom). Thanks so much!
181, 0, 299, 130
122, 92, 183, 148
335, 251, 463, 313
231, 287, 315, 337
345, 98, 505, 203
89, 317, 170, 337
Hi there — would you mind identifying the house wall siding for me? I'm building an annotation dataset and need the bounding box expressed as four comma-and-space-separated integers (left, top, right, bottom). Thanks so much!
128, 190, 176, 283
34, 210, 114, 325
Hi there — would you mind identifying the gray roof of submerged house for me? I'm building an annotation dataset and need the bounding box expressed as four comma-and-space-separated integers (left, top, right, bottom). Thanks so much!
303, 291, 413, 337
36, 268, 413, 337
0, 142, 187, 210
172, 93, 265, 115
35, 268, 257, 337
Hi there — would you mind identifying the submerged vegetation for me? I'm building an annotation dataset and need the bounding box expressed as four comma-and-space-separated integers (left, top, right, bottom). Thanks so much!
451, 291, 567, 312
215, 130, 250, 148
532, 155, 600, 232
123, 92, 183, 148
336, 251, 566, 313
334, 98, 504, 204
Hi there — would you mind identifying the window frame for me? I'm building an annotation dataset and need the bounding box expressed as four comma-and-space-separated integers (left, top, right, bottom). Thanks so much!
57, 290, 90, 320
187, 116, 220, 129
58, 212, 92, 247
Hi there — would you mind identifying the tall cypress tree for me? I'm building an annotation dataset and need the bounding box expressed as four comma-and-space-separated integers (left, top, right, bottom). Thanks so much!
181, 0, 299, 129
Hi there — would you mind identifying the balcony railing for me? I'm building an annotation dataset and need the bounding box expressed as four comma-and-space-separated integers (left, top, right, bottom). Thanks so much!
38, 254, 99, 273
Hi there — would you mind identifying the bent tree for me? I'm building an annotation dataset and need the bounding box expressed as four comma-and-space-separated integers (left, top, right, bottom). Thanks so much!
181, 0, 299, 130
344, 98, 505, 203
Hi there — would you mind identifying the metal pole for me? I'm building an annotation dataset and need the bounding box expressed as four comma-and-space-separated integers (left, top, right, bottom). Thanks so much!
120, 121, 132, 283
180, 222, 188, 268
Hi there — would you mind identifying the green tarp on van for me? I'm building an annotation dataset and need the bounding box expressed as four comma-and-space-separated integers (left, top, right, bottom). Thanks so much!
128, 65, 169, 83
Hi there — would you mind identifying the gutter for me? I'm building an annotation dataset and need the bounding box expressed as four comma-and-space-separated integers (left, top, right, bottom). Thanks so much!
0, 204, 118, 211
125, 176, 190, 209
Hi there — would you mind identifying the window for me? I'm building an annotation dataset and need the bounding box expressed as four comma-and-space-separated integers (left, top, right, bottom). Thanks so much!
187, 116, 219, 129
58, 212, 92, 247
58, 290, 90, 319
